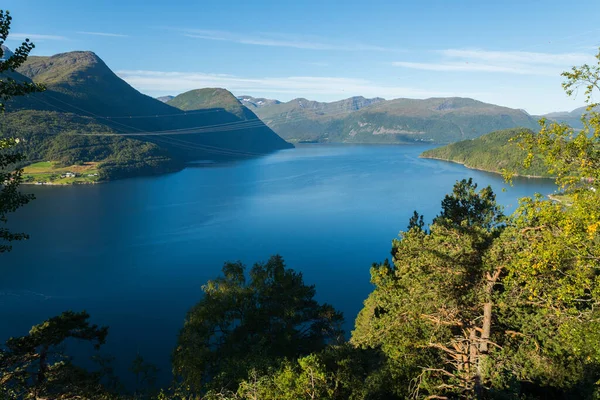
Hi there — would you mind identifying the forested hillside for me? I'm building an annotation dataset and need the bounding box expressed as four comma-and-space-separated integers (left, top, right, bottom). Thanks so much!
1, 51, 292, 182
420, 127, 552, 177
3, 110, 181, 181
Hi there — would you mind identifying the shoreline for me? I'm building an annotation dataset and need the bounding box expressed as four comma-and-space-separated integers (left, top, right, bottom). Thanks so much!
21, 180, 102, 186
419, 155, 552, 179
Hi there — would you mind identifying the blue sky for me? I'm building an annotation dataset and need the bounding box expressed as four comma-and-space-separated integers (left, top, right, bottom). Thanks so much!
3, 0, 600, 114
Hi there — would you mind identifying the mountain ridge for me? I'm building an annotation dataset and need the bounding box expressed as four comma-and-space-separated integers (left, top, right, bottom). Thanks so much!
2, 50, 292, 182
235, 94, 539, 143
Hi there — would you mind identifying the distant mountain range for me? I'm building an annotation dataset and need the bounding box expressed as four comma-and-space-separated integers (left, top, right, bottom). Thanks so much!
239, 95, 384, 113
156, 95, 174, 103
234, 95, 540, 144
542, 105, 599, 129
2, 50, 291, 181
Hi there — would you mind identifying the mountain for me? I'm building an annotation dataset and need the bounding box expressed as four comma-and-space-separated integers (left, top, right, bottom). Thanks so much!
1, 45, 13, 61
244, 96, 539, 144
2, 51, 292, 181
420, 128, 551, 178
156, 95, 174, 103
238, 96, 282, 109
169, 88, 253, 119
542, 105, 599, 129
238, 96, 386, 143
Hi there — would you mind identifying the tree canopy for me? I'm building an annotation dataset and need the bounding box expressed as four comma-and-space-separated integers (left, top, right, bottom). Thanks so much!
350, 48, 600, 399
0, 10, 44, 112
172, 255, 344, 394
0, 311, 113, 400
352, 179, 506, 398
0, 9, 44, 252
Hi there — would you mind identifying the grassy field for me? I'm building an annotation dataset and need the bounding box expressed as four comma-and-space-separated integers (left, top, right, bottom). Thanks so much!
22, 161, 101, 184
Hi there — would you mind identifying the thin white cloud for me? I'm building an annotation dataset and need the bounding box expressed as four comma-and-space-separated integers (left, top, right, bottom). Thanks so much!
392, 61, 550, 75
116, 69, 486, 100
7, 33, 68, 41
439, 49, 590, 66
393, 49, 594, 76
182, 29, 397, 52
77, 31, 129, 38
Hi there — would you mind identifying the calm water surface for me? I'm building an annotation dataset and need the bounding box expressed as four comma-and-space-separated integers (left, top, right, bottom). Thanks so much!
0, 144, 556, 384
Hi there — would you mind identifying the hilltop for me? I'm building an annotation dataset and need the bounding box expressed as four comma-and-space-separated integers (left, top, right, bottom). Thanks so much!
2, 50, 292, 182
420, 128, 551, 178
239, 95, 539, 143
169, 88, 256, 119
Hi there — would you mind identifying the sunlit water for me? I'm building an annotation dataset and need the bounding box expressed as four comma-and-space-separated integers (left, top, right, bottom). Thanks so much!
0, 144, 557, 386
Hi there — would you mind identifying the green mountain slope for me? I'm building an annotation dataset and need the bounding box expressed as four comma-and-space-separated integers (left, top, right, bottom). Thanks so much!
168, 88, 259, 120
420, 128, 551, 177
170, 88, 243, 115
242, 96, 539, 144
2, 51, 292, 182
3, 110, 181, 181
238, 96, 386, 143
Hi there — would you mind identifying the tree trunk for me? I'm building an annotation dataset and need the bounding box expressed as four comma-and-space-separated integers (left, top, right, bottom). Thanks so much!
473, 267, 502, 399
35, 345, 49, 398
480, 302, 492, 354
469, 328, 482, 398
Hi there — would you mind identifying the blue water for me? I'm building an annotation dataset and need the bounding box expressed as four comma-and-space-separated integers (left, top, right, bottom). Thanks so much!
0, 144, 556, 386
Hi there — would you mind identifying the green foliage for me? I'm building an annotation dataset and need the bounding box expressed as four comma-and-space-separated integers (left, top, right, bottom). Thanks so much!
0, 14, 43, 251
434, 177, 503, 231
0, 138, 34, 252
421, 128, 551, 178
407, 210, 425, 231
199, 345, 402, 400
1, 110, 182, 181
0, 311, 115, 400
352, 179, 506, 398
130, 354, 158, 397
237, 354, 333, 400
172, 255, 344, 394
0, 10, 45, 112
351, 49, 600, 399
491, 48, 600, 396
